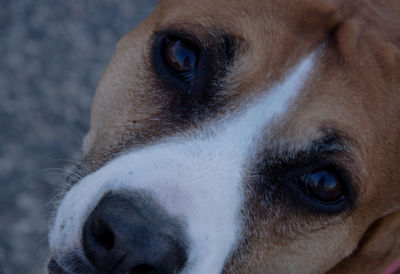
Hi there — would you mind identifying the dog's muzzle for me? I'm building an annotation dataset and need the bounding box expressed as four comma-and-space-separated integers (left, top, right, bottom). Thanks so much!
48, 191, 188, 274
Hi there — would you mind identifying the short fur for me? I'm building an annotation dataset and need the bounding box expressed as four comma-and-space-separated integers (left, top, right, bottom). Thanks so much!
49, 0, 400, 273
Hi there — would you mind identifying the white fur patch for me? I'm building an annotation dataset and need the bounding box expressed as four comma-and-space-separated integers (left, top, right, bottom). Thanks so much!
49, 50, 317, 273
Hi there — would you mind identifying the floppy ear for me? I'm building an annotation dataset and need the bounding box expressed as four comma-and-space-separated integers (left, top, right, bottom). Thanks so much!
328, 210, 400, 274
297, 0, 352, 28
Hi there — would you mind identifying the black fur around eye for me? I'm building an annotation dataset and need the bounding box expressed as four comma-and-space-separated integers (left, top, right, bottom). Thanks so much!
151, 29, 237, 120
162, 38, 198, 82
257, 133, 356, 215
281, 163, 354, 214
299, 169, 344, 203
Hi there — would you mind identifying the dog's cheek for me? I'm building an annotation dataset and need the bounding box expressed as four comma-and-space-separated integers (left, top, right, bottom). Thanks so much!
223, 218, 359, 273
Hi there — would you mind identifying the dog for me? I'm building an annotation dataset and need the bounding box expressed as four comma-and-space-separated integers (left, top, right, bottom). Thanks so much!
47, 0, 400, 273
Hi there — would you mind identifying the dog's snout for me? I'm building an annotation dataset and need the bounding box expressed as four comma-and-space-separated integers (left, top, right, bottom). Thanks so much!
83, 191, 188, 274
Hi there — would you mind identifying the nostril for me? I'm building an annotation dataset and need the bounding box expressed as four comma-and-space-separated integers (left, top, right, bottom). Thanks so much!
83, 215, 115, 253
83, 213, 118, 272
130, 264, 158, 274
82, 191, 188, 273
91, 217, 115, 250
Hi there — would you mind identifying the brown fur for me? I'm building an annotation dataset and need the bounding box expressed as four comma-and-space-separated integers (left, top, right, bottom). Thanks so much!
81, 0, 400, 272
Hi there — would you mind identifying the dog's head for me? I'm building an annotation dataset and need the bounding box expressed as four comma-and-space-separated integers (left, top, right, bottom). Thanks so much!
48, 0, 400, 273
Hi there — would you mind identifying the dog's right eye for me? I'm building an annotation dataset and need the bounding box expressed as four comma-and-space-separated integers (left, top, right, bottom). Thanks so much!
162, 37, 199, 82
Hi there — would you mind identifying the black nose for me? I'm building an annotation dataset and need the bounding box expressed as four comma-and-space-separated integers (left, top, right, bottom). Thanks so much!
83, 191, 188, 274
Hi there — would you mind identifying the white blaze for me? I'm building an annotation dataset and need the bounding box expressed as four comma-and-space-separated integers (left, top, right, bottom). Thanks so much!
49, 51, 317, 273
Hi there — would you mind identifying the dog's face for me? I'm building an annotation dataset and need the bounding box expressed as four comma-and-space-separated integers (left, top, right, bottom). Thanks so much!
48, 0, 400, 273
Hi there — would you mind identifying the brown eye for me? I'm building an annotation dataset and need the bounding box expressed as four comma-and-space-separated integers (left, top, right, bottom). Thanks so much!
301, 169, 344, 202
163, 38, 198, 81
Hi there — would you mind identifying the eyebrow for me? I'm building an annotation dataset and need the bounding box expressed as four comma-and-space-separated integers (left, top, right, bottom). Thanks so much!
310, 131, 353, 154
308, 128, 359, 157
258, 128, 359, 175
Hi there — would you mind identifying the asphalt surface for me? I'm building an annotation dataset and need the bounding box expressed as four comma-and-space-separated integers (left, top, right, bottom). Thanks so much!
0, 1, 157, 273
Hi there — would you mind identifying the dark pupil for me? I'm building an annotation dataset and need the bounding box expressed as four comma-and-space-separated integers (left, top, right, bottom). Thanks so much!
304, 170, 343, 202
164, 39, 197, 79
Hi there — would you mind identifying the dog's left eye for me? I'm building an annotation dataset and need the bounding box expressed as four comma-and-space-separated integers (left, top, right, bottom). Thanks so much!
162, 38, 198, 81
298, 169, 344, 203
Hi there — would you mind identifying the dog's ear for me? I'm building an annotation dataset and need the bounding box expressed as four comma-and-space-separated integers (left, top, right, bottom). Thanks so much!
299, 0, 350, 28
316, 0, 400, 77
328, 210, 400, 274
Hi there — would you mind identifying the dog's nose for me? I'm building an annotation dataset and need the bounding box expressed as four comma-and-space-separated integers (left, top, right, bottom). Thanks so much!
83, 191, 188, 274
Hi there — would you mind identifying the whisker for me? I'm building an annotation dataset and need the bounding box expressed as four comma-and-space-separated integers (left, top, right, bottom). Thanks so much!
39, 158, 84, 165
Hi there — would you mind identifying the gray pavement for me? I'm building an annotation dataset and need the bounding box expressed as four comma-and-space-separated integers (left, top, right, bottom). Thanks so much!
0, 1, 157, 273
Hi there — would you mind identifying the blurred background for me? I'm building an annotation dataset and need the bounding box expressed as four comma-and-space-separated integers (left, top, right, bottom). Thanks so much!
0, 1, 157, 273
